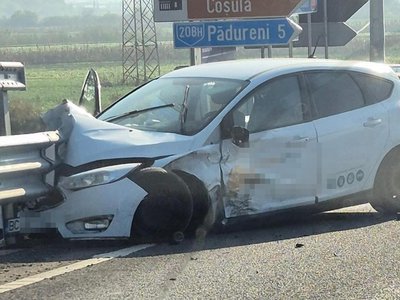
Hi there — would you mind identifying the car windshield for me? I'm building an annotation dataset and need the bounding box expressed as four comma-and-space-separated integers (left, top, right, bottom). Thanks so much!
391, 65, 400, 73
98, 77, 247, 135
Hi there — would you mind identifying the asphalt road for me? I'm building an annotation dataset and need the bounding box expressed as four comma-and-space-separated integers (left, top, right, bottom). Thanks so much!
1, 204, 400, 299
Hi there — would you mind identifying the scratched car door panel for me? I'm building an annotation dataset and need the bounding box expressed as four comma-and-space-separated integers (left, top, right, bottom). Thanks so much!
221, 74, 318, 218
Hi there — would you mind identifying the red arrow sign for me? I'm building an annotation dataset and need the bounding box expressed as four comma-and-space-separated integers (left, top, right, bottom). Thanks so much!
187, 0, 304, 20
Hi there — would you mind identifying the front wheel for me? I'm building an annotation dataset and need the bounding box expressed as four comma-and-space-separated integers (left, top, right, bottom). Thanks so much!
130, 167, 193, 239
372, 155, 400, 214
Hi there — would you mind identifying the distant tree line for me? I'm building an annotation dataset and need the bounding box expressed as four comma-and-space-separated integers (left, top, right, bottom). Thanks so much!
0, 10, 175, 47
0, 11, 120, 28
0, 0, 117, 19
0, 12, 123, 46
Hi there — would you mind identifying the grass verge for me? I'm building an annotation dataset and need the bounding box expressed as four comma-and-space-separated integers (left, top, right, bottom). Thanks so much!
8, 62, 180, 134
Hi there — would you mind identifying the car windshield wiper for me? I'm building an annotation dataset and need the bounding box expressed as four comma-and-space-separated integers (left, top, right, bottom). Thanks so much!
180, 85, 190, 134
103, 103, 175, 122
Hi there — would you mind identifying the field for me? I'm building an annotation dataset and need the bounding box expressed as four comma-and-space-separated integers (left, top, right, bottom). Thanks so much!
8, 62, 128, 133
7, 61, 183, 134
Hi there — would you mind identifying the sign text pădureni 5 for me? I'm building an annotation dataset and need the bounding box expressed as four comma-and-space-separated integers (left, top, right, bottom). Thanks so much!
173, 18, 302, 48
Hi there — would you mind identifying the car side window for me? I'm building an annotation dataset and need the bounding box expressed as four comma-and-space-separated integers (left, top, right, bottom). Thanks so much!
306, 71, 364, 118
232, 75, 304, 133
350, 72, 394, 105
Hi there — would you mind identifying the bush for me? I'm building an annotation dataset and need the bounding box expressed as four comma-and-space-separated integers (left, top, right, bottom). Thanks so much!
9, 98, 44, 134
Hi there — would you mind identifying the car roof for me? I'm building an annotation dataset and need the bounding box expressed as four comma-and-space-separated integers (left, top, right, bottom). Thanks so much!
163, 58, 396, 81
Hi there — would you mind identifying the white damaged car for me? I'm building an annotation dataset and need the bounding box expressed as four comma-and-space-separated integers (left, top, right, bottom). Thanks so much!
20, 58, 400, 240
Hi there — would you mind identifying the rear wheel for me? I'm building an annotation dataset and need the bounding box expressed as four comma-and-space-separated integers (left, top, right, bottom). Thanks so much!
372, 153, 400, 214
130, 167, 193, 239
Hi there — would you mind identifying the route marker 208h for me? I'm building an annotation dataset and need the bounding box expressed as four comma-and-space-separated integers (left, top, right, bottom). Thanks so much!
173, 18, 302, 48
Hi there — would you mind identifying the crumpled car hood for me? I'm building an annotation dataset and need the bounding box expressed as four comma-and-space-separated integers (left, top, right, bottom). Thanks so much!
43, 101, 194, 167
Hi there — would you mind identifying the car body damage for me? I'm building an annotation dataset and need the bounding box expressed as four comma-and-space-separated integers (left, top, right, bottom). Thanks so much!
42, 100, 195, 167
22, 101, 227, 239
220, 134, 318, 218
18, 58, 400, 241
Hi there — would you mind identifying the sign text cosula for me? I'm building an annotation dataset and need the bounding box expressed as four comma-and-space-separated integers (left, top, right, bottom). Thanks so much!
207, 0, 252, 14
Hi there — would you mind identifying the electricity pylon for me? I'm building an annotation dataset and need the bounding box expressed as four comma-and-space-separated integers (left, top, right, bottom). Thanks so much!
122, 0, 160, 85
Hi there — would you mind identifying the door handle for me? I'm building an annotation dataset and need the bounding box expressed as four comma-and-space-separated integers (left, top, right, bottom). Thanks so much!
292, 136, 310, 143
363, 118, 382, 128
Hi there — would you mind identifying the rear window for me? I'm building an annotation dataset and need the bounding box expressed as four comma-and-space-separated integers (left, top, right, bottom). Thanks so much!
306, 71, 364, 118
350, 72, 394, 105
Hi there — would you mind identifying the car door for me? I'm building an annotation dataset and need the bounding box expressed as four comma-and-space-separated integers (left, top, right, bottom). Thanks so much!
305, 71, 390, 201
220, 74, 318, 219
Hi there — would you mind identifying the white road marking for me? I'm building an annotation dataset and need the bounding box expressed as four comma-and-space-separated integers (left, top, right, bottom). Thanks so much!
0, 243, 154, 294
93, 243, 154, 258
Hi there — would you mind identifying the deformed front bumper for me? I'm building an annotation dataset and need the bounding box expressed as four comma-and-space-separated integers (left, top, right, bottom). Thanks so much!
20, 177, 147, 239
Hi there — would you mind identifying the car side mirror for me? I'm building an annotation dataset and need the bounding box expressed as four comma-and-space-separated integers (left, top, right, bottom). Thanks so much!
79, 68, 102, 116
231, 126, 249, 148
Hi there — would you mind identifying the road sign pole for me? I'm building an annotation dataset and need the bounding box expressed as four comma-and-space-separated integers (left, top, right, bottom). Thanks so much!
323, 0, 329, 58
307, 14, 312, 57
268, 46, 273, 58
370, 0, 385, 62
190, 48, 195, 65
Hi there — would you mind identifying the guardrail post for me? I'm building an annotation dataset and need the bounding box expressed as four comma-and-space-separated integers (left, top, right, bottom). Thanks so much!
0, 90, 15, 246
0, 62, 26, 247
0, 92, 11, 136
1, 205, 17, 245
0, 91, 12, 246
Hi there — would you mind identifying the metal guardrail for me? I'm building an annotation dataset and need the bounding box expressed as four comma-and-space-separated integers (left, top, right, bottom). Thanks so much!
0, 131, 60, 204
0, 131, 60, 246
